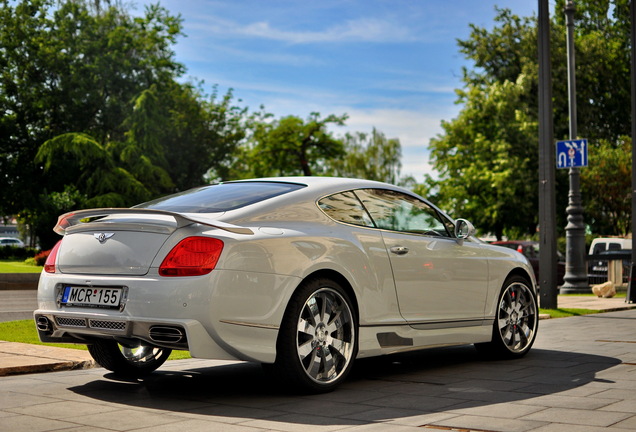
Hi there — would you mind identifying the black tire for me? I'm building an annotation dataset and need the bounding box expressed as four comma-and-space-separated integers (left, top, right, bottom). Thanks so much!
476, 275, 538, 359
88, 339, 171, 376
273, 277, 357, 393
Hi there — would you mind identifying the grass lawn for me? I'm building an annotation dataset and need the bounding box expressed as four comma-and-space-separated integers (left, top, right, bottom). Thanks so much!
0, 319, 191, 360
560, 292, 627, 298
0, 260, 42, 273
539, 308, 600, 318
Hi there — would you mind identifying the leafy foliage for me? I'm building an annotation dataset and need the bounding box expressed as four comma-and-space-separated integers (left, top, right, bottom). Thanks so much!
429, 2, 632, 238
581, 137, 631, 235
325, 129, 404, 185
228, 112, 347, 178
0, 0, 246, 247
429, 76, 537, 239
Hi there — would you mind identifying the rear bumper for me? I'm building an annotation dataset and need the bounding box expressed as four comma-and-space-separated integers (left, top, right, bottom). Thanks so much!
35, 268, 301, 363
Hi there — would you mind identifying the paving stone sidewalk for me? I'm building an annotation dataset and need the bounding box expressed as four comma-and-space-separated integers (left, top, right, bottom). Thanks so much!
0, 295, 633, 378
0, 300, 635, 431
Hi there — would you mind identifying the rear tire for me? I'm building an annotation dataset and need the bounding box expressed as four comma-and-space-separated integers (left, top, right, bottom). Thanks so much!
88, 339, 171, 376
273, 278, 357, 393
476, 275, 538, 358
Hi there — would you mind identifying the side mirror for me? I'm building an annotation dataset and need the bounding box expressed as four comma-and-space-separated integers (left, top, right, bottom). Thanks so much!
454, 218, 475, 240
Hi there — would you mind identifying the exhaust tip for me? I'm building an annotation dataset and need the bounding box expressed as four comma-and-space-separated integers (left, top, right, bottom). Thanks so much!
149, 326, 185, 344
36, 316, 51, 332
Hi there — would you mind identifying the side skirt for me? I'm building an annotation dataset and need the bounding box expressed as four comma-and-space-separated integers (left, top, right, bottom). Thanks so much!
357, 318, 494, 358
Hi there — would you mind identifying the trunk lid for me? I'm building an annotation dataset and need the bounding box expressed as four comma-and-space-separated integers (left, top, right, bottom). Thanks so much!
57, 230, 169, 276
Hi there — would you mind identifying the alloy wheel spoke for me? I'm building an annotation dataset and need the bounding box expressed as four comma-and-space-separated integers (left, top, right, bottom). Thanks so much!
297, 339, 314, 360
298, 317, 316, 337
305, 349, 322, 378
321, 293, 333, 325
306, 297, 321, 327
329, 337, 352, 358
321, 347, 336, 380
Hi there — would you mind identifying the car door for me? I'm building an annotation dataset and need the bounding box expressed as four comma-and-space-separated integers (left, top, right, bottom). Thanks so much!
355, 188, 489, 325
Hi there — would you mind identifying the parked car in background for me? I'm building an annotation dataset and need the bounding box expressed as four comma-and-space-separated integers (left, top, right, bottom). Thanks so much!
589, 237, 631, 257
35, 177, 539, 393
588, 237, 631, 285
0, 237, 25, 248
492, 240, 565, 286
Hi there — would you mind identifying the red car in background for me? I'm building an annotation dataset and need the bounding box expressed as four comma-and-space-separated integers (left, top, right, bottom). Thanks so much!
492, 240, 565, 286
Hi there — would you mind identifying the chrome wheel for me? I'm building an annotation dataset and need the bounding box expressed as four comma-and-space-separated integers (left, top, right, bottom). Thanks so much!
475, 276, 538, 358
88, 339, 171, 376
296, 287, 355, 385
120, 343, 168, 365
496, 281, 537, 354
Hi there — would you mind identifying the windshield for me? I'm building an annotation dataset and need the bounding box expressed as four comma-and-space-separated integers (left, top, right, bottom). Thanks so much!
135, 182, 305, 213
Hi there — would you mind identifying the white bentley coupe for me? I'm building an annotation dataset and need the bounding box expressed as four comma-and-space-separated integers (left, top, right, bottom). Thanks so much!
35, 177, 538, 392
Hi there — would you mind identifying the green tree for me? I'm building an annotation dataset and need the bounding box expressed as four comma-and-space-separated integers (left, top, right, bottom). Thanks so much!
325, 129, 403, 184
1, 0, 247, 247
580, 138, 631, 235
35, 133, 156, 207
0, 0, 185, 219
163, 86, 248, 187
429, 3, 632, 238
429, 76, 537, 240
231, 112, 347, 178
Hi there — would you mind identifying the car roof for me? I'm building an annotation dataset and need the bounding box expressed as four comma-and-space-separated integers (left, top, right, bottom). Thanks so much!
226, 176, 395, 190
225, 176, 424, 201
219, 176, 453, 223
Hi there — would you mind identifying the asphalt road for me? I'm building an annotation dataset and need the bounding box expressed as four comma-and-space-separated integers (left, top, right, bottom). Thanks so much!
0, 290, 37, 322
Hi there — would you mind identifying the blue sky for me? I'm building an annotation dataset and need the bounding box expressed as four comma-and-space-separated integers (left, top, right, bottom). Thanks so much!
137, 1, 540, 181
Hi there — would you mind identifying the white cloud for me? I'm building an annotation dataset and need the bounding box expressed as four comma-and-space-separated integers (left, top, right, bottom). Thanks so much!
190, 15, 418, 44
336, 107, 446, 180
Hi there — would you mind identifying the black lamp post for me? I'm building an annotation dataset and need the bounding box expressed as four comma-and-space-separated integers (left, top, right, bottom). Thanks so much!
538, 0, 558, 308
560, 0, 590, 294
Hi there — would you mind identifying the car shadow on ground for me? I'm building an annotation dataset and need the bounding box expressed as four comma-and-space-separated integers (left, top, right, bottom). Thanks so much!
69, 345, 622, 426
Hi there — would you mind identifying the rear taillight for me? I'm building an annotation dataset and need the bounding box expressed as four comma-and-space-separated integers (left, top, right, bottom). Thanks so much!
159, 237, 224, 277
44, 240, 63, 273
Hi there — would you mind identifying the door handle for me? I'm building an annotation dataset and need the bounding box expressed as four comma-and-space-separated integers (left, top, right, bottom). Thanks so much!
390, 246, 409, 255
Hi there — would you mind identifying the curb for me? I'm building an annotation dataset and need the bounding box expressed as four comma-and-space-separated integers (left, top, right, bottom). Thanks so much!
0, 341, 95, 377
0, 273, 40, 291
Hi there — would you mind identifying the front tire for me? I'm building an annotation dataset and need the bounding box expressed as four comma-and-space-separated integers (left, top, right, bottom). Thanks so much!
88, 339, 171, 376
476, 275, 538, 358
274, 278, 357, 393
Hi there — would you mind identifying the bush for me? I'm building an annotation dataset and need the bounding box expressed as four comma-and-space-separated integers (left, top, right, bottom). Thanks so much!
33, 249, 51, 266
24, 257, 38, 266
0, 246, 39, 260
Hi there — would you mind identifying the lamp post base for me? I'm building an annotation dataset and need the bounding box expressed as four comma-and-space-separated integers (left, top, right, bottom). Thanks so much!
559, 284, 590, 294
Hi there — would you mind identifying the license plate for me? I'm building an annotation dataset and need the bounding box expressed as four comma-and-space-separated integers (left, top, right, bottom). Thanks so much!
61, 286, 122, 308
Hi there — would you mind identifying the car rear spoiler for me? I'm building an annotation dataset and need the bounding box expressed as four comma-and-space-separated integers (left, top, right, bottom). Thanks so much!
54, 208, 254, 235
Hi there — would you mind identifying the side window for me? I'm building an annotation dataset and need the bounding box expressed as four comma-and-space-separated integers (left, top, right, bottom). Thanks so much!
318, 191, 374, 227
355, 189, 452, 237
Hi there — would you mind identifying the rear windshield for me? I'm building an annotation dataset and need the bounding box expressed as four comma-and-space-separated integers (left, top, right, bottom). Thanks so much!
135, 182, 305, 213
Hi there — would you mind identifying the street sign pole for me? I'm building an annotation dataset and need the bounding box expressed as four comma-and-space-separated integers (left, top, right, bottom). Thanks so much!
560, 1, 589, 294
